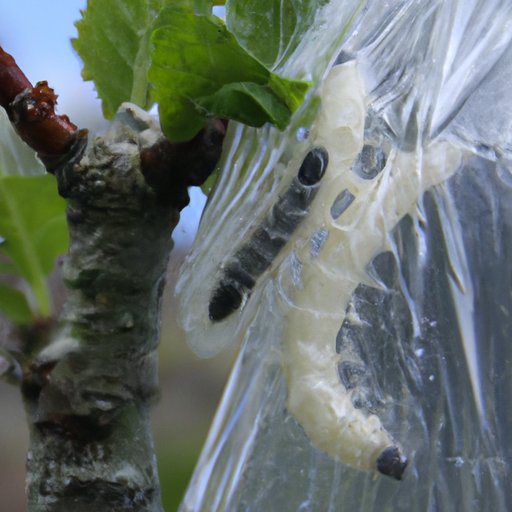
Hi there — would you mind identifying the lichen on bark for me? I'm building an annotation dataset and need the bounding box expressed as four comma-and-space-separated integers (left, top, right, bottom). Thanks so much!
22, 104, 182, 512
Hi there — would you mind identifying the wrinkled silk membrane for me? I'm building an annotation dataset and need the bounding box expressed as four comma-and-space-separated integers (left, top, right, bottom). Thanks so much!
176, 1, 512, 510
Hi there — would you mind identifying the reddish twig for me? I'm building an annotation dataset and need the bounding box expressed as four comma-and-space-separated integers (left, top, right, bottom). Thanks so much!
0, 46, 87, 171
0, 46, 32, 106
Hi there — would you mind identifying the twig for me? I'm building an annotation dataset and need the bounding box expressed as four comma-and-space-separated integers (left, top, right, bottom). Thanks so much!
0, 46, 88, 171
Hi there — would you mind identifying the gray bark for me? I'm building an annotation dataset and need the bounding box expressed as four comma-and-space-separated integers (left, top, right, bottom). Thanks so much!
22, 105, 179, 512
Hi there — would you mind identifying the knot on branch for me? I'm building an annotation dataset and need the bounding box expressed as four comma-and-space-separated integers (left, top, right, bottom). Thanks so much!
140, 117, 227, 208
57, 103, 226, 211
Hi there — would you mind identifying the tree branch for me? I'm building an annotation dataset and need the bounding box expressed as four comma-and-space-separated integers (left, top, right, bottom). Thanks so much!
1, 47, 226, 511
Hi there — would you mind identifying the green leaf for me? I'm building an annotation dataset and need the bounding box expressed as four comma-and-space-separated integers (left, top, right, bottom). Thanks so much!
226, 0, 330, 68
72, 0, 225, 117
0, 175, 68, 317
167, 0, 221, 14
196, 82, 292, 129
0, 260, 21, 276
0, 282, 32, 324
73, 0, 170, 117
149, 8, 310, 141
193, 0, 220, 14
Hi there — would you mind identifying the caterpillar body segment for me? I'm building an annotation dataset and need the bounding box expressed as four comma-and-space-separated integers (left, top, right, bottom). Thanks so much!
280, 61, 463, 478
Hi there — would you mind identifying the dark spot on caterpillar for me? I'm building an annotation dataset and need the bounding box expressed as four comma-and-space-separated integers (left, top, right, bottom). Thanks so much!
376, 446, 408, 480
352, 144, 386, 180
208, 147, 329, 323
209, 280, 244, 322
298, 146, 329, 185
310, 228, 329, 258
330, 189, 355, 219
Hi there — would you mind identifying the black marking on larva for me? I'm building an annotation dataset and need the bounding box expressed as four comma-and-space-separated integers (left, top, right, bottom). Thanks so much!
298, 147, 329, 185
208, 280, 245, 322
310, 228, 329, 258
337, 361, 366, 390
352, 144, 386, 180
330, 189, 355, 220
208, 147, 329, 322
376, 446, 408, 480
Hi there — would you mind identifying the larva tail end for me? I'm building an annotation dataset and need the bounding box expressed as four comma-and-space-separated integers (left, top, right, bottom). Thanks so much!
208, 281, 243, 322
376, 446, 408, 480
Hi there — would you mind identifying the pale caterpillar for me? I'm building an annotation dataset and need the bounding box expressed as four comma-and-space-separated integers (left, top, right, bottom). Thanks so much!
205, 61, 463, 479
209, 147, 329, 322
279, 62, 463, 479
